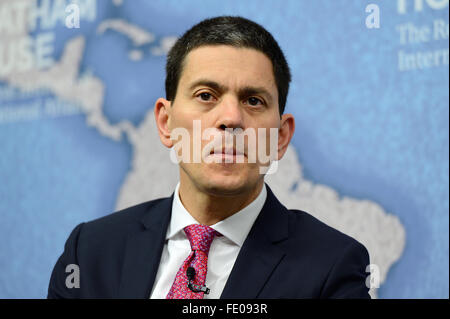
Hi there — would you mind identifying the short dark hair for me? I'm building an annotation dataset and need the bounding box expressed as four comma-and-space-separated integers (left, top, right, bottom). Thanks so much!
165, 16, 291, 115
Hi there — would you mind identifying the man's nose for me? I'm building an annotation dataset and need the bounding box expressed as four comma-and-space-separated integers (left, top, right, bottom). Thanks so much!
217, 96, 244, 130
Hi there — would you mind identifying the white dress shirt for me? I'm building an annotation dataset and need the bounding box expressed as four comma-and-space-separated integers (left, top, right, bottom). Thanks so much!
150, 182, 267, 299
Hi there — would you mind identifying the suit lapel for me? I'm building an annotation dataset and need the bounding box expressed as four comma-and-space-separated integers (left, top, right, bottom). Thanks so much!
118, 196, 173, 298
220, 185, 289, 298
116, 185, 289, 299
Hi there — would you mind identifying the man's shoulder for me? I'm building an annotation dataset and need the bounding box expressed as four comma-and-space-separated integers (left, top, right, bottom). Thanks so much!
285, 208, 367, 255
79, 197, 170, 242
281, 209, 370, 299
88, 197, 165, 226
265, 185, 366, 254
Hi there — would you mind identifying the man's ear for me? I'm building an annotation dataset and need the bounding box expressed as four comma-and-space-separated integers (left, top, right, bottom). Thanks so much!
277, 113, 295, 160
154, 97, 173, 148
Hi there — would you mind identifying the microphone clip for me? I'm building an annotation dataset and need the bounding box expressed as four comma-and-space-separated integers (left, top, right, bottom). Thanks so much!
186, 266, 210, 294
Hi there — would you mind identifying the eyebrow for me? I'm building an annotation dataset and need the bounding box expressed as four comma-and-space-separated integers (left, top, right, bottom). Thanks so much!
188, 79, 274, 104
188, 79, 226, 93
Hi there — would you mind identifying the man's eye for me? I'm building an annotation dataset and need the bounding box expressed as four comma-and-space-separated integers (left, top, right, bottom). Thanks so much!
198, 92, 213, 101
246, 97, 264, 106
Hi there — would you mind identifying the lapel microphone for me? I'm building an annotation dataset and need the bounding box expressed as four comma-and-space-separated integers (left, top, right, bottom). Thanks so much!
186, 266, 210, 294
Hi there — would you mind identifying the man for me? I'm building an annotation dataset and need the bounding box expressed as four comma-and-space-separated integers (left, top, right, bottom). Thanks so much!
48, 16, 371, 299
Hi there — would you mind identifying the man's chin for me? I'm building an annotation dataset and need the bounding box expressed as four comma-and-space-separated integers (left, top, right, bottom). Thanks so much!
200, 175, 251, 197
180, 162, 261, 196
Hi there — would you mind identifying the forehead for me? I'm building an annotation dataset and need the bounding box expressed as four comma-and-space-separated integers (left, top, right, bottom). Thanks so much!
179, 45, 277, 94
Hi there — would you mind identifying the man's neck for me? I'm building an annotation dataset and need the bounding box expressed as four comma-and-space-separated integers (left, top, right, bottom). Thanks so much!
178, 174, 264, 226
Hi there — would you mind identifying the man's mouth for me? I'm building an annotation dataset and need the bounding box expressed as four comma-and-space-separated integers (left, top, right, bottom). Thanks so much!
208, 146, 246, 162
210, 146, 245, 156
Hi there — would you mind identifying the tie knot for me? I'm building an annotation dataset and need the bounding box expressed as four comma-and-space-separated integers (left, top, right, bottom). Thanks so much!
184, 224, 221, 252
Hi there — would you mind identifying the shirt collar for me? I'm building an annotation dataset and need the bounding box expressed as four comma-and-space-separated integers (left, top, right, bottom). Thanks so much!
167, 182, 267, 247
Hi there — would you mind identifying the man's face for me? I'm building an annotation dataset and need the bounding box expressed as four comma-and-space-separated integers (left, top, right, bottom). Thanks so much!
164, 45, 284, 196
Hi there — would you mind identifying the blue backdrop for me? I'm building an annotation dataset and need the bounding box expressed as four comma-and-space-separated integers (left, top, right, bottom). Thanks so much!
0, 0, 448, 298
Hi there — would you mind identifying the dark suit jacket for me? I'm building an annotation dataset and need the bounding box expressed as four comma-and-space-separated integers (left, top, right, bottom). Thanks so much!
47, 185, 371, 299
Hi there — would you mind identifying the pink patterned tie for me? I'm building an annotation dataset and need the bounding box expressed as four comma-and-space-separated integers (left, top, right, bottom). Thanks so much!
166, 224, 221, 299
